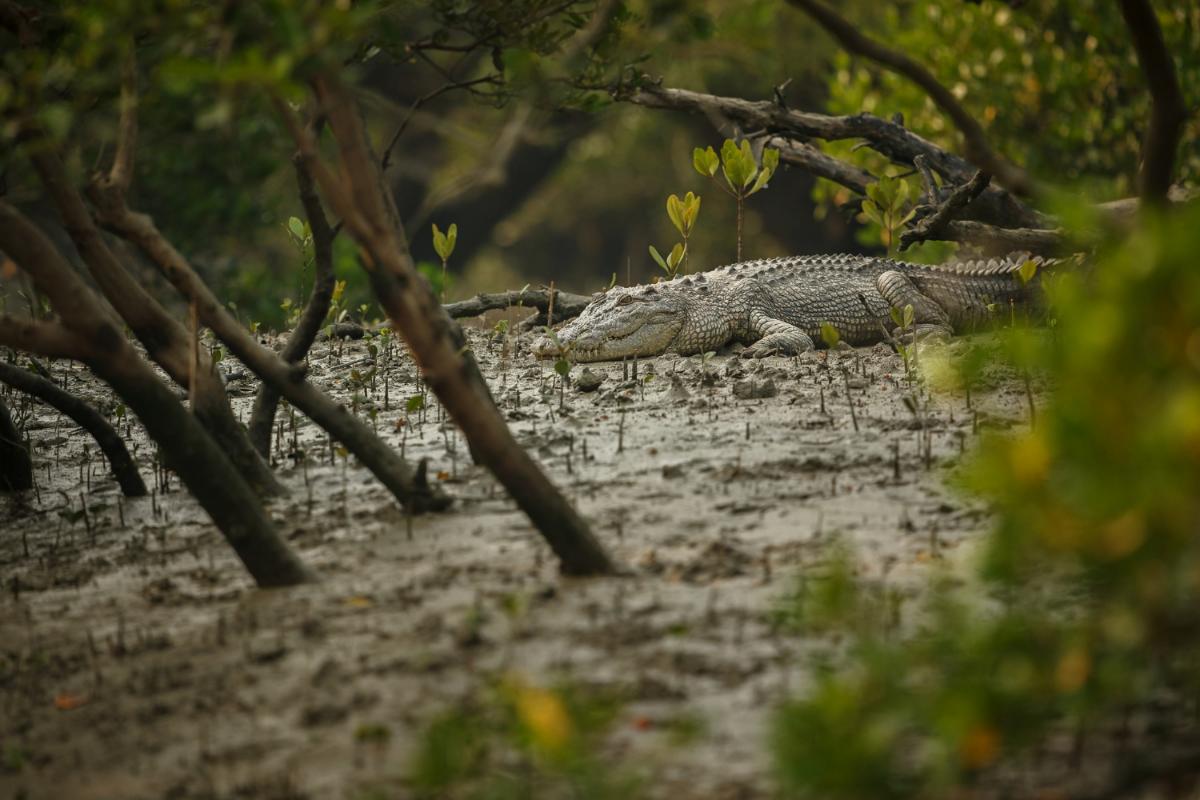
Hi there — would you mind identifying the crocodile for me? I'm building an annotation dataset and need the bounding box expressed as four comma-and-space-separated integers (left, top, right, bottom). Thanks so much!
534, 253, 1054, 362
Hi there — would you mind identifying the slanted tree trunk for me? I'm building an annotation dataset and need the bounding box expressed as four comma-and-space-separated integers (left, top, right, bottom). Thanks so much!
0, 395, 32, 492
0, 200, 313, 586
247, 151, 336, 458
89, 194, 450, 515
78, 75, 446, 515
282, 74, 617, 576
0, 360, 147, 497
27, 144, 285, 498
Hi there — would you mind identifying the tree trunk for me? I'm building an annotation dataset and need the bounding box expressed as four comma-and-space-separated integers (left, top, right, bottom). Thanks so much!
0, 360, 147, 497
294, 75, 617, 575
89, 201, 450, 515
0, 395, 33, 492
29, 147, 285, 498
0, 200, 313, 586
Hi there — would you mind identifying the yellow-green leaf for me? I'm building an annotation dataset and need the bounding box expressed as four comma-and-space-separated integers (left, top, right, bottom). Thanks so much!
649, 244, 668, 272
1017, 259, 1038, 285
666, 194, 686, 235
820, 321, 841, 348
693, 146, 718, 177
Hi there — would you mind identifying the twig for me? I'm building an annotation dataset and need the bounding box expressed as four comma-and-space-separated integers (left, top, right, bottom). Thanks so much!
899, 170, 992, 250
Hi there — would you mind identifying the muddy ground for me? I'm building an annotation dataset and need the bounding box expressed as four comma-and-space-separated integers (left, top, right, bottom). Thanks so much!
0, 322, 1039, 799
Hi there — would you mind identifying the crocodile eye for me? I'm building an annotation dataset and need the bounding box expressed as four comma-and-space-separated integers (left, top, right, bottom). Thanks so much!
616, 295, 634, 307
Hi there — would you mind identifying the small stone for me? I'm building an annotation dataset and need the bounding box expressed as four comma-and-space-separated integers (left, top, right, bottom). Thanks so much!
575, 367, 605, 393
733, 378, 778, 399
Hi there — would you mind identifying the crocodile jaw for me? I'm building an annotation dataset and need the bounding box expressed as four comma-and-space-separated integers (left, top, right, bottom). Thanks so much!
534, 286, 687, 362
535, 316, 684, 362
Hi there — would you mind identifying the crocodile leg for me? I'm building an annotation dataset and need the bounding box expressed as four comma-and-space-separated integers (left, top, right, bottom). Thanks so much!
741, 310, 816, 358
876, 270, 953, 342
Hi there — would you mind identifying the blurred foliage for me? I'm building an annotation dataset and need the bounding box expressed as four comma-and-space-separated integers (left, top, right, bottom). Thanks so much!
816, 1, 1200, 220
406, 675, 642, 799
771, 201, 1200, 797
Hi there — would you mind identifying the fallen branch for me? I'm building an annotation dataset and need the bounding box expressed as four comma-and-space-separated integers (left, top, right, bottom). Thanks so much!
784, 0, 1033, 195
764, 136, 876, 196
934, 220, 1066, 254
624, 83, 1047, 229
443, 287, 593, 322
0, 360, 147, 496
899, 170, 993, 250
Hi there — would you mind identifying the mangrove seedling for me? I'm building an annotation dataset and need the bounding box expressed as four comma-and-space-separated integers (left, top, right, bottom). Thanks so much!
432, 222, 458, 303
693, 140, 779, 262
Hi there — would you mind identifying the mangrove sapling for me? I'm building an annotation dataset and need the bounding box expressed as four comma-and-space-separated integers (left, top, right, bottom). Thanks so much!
431, 223, 458, 303
693, 140, 780, 262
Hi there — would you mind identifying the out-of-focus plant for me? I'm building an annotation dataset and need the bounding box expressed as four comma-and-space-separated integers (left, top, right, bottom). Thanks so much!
772, 203, 1200, 798
693, 140, 779, 262
431, 223, 458, 302
406, 675, 641, 799
860, 176, 916, 257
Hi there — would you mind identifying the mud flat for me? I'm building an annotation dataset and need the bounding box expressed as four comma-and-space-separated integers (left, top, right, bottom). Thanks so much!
0, 327, 1037, 798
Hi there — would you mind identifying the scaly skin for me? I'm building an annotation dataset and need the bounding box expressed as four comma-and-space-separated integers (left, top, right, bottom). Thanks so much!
535, 253, 1053, 362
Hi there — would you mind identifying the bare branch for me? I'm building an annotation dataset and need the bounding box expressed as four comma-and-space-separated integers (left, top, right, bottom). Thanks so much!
380, 74, 502, 171
934, 220, 1066, 254
1118, 0, 1188, 205
899, 170, 992, 250
784, 0, 1033, 195
0, 359, 147, 496
764, 135, 876, 196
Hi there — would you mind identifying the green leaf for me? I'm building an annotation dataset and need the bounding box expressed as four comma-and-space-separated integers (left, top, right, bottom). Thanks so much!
890, 307, 904, 327
287, 216, 306, 240
762, 147, 780, 175
649, 244, 668, 272
554, 358, 571, 377
432, 224, 448, 261
406, 395, 425, 414
683, 192, 701, 230
721, 139, 756, 192
667, 242, 686, 270
446, 223, 458, 256
693, 146, 719, 177
1017, 259, 1039, 285
820, 321, 841, 348
666, 194, 686, 236
749, 166, 773, 196
861, 199, 885, 227
902, 304, 915, 328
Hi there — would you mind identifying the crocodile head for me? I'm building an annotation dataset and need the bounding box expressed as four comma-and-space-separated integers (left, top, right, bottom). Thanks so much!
534, 284, 687, 362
